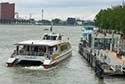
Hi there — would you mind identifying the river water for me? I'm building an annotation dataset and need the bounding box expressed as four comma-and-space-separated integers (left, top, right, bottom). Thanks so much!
0, 25, 125, 84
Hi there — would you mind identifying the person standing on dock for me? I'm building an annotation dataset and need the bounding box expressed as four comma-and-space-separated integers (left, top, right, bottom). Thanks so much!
117, 48, 123, 59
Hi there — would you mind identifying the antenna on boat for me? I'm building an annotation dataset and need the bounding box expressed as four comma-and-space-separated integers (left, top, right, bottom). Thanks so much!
50, 22, 53, 32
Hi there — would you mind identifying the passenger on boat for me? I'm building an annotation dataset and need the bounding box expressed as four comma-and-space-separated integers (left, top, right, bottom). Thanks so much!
39, 47, 46, 56
117, 48, 123, 59
46, 47, 53, 59
80, 38, 88, 47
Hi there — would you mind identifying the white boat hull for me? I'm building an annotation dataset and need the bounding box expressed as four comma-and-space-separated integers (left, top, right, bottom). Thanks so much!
43, 49, 72, 69
7, 49, 72, 69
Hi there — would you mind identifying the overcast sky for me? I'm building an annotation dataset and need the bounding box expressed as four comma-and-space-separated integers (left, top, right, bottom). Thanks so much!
0, 0, 123, 20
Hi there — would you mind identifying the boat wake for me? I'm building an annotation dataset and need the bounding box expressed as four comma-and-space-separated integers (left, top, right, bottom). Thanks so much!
24, 66, 57, 71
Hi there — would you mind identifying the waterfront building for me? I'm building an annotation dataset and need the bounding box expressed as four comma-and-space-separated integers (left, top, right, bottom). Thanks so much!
0, 2, 15, 19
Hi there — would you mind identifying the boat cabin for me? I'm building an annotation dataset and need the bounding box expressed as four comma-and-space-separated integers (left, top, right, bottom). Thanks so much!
12, 40, 71, 59
91, 33, 121, 51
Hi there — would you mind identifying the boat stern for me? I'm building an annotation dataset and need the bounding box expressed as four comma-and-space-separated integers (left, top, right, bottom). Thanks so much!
6, 58, 17, 67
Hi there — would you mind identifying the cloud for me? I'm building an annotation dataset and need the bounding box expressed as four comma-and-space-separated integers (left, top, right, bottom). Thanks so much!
0, 0, 122, 20
1, 0, 121, 8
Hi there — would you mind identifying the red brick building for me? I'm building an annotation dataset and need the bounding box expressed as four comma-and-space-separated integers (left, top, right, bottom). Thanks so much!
0, 2, 15, 19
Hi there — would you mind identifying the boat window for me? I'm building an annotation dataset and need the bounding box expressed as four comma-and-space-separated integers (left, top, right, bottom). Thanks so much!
104, 39, 111, 49
22, 45, 30, 51
43, 35, 57, 40
94, 38, 111, 49
43, 34, 62, 40
34, 46, 39, 52
50, 36, 57, 40
58, 36, 62, 40
121, 45, 125, 50
82, 33, 89, 40
43, 35, 48, 40
48, 46, 54, 55
16, 45, 47, 56
84, 27, 93, 30
82, 33, 87, 37
60, 44, 68, 52
53, 46, 58, 52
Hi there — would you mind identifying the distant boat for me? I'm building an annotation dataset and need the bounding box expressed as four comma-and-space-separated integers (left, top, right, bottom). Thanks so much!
42, 23, 63, 41
43, 28, 49, 31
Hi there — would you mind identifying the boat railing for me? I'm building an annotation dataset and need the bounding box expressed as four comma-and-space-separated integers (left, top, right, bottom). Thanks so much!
15, 50, 45, 56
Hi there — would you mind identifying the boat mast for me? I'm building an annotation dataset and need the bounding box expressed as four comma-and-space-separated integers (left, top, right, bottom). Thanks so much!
50, 22, 53, 32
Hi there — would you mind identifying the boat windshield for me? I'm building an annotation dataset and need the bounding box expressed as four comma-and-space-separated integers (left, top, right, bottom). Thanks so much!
84, 27, 93, 31
48, 46, 56, 54
43, 35, 62, 40
15, 45, 47, 56
94, 38, 111, 49
82, 33, 88, 37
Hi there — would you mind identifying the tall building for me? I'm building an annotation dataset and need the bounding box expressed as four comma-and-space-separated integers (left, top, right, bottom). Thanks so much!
0, 2, 15, 19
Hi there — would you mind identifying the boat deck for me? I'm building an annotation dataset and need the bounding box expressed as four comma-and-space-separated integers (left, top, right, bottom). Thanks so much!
97, 50, 125, 66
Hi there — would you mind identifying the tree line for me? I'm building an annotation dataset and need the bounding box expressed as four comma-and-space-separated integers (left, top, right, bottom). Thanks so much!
94, 5, 125, 33
0, 17, 95, 26
36, 17, 84, 25
0, 19, 33, 24
0, 17, 81, 25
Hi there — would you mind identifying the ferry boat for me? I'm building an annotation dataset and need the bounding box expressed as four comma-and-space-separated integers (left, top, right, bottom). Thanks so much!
7, 25, 72, 69
79, 30, 125, 77
7, 40, 72, 69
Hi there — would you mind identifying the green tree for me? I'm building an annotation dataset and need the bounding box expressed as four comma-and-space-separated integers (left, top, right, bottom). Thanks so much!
52, 18, 62, 25
66, 17, 76, 25
95, 5, 125, 33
